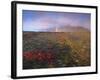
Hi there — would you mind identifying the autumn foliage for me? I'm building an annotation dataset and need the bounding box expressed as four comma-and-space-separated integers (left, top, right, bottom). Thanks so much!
23, 32, 90, 69
23, 50, 55, 64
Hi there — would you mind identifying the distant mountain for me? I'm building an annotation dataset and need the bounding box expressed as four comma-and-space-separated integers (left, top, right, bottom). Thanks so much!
44, 25, 89, 32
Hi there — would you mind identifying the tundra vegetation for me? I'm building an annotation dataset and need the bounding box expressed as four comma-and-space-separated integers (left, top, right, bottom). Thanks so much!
23, 31, 90, 69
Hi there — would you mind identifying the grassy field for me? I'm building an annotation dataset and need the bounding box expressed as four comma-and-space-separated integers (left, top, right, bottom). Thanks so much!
23, 31, 90, 69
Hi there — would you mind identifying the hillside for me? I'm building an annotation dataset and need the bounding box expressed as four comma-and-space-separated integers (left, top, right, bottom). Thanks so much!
23, 31, 90, 69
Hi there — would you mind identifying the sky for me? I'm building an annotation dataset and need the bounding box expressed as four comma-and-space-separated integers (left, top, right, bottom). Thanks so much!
22, 10, 91, 32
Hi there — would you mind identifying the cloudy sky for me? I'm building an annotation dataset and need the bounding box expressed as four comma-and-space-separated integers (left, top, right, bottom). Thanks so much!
22, 10, 91, 32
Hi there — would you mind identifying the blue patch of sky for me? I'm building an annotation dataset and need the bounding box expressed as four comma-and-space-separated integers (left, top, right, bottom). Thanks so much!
22, 10, 91, 32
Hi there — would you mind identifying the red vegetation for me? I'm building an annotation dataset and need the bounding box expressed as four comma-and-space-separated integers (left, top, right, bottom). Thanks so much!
23, 50, 56, 64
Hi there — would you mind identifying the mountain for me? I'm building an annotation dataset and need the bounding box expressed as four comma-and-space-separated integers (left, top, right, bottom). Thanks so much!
44, 25, 89, 32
